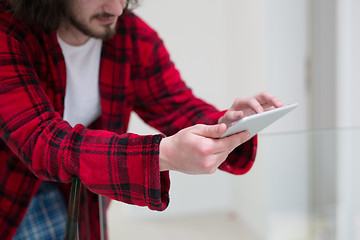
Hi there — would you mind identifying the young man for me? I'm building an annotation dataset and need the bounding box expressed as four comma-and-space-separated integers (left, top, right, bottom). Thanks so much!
0, 0, 285, 239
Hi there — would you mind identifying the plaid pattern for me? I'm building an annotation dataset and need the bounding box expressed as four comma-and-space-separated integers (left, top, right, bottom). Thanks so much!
0, 1, 257, 239
13, 182, 67, 240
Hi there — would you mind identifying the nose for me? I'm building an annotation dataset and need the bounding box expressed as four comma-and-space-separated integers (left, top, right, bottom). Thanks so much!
103, 0, 127, 16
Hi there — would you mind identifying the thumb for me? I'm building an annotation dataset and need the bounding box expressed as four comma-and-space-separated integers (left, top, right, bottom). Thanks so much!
193, 123, 227, 139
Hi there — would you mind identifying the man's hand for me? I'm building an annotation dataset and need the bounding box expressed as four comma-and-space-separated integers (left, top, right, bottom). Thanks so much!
218, 91, 286, 128
159, 92, 285, 175
159, 123, 250, 174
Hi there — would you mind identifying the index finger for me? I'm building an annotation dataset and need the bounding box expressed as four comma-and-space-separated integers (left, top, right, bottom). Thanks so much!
255, 92, 286, 109
213, 131, 251, 154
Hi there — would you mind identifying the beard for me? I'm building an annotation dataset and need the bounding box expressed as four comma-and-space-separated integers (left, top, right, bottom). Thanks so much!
68, 13, 117, 40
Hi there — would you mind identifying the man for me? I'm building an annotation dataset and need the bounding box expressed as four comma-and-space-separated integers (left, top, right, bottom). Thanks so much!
0, 0, 285, 239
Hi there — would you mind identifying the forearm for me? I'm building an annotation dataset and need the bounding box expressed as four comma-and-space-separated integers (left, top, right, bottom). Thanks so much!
2, 108, 170, 210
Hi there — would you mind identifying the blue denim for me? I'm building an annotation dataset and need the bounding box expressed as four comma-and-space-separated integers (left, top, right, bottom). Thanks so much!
13, 182, 67, 240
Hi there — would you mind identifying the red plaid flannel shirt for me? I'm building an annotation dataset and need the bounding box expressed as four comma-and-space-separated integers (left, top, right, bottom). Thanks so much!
0, 2, 257, 239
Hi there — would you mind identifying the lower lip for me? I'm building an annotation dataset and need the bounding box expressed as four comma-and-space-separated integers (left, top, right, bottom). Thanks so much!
96, 16, 117, 25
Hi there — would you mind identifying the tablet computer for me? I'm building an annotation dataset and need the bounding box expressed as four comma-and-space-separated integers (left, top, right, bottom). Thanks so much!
220, 103, 298, 138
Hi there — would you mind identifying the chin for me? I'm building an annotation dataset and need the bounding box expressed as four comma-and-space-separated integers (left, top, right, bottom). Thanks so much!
90, 26, 116, 40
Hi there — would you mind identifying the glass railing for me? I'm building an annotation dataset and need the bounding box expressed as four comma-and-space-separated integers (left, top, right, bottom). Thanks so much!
251, 127, 360, 240
105, 127, 360, 240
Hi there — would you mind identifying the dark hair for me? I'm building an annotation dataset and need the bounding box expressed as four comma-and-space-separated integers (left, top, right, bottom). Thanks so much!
9, 0, 139, 33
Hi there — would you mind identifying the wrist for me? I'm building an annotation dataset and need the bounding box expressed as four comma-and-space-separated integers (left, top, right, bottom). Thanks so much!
159, 137, 172, 172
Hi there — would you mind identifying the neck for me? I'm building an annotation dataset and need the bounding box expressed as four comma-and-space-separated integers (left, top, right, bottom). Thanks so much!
57, 21, 90, 46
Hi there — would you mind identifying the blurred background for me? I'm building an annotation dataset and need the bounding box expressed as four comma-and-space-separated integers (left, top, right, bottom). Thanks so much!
107, 0, 360, 239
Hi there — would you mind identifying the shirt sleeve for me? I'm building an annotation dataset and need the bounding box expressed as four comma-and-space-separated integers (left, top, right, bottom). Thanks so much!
131, 15, 257, 175
0, 27, 169, 211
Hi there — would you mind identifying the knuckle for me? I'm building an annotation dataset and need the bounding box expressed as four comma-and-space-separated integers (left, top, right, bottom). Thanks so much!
260, 91, 269, 96
234, 97, 244, 105
245, 97, 256, 105
201, 161, 217, 174
250, 97, 258, 103
270, 95, 278, 102
198, 144, 213, 156
200, 160, 210, 169
262, 91, 275, 101
199, 155, 221, 174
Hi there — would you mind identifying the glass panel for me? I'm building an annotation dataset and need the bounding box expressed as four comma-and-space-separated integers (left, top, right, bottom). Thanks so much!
107, 127, 360, 240
257, 127, 360, 240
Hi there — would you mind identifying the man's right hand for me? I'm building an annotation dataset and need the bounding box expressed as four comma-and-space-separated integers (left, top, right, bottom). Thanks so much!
159, 123, 250, 174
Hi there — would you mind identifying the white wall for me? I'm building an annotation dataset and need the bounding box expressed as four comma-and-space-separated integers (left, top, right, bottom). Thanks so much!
336, 0, 360, 128
230, 0, 310, 239
264, 0, 310, 133
309, 1, 360, 239
133, 0, 230, 110
310, 0, 360, 130
225, 0, 267, 99
335, 0, 360, 239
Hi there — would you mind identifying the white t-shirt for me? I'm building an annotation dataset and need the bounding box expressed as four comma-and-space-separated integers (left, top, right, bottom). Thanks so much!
57, 36, 103, 127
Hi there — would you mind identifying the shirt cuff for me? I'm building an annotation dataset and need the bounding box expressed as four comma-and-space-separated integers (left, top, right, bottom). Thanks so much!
218, 135, 258, 175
